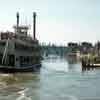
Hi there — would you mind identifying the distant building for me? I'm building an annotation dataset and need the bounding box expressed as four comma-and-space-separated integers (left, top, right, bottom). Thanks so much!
80, 42, 93, 55
66, 42, 80, 57
68, 42, 78, 48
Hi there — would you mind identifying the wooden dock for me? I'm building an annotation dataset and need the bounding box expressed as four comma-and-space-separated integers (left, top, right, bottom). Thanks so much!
81, 57, 100, 71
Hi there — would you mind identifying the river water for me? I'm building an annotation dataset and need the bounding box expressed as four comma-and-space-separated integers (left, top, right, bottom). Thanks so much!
0, 58, 100, 100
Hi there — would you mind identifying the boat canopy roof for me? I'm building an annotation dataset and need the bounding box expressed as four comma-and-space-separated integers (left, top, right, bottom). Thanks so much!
13, 25, 29, 30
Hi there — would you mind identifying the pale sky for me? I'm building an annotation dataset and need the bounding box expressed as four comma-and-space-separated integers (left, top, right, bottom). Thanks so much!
0, 0, 100, 45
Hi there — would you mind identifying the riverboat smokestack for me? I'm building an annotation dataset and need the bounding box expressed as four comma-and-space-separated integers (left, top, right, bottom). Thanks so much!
16, 12, 19, 33
33, 12, 36, 40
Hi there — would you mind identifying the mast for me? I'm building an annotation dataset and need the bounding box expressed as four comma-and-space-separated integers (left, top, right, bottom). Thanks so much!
33, 12, 36, 40
16, 12, 19, 33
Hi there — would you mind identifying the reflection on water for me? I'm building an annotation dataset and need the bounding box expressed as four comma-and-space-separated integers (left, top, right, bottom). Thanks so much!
0, 58, 100, 100
0, 73, 40, 100
67, 57, 79, 64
